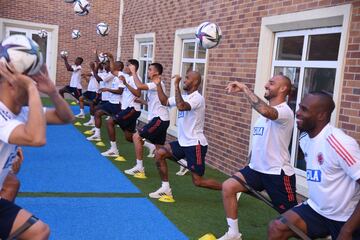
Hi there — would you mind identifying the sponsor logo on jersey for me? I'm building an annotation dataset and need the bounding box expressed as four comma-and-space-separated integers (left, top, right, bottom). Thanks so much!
306, 169, 321, 182
253, 127, 264, 136
317, 153, 324, 165
178, 111, 185, 118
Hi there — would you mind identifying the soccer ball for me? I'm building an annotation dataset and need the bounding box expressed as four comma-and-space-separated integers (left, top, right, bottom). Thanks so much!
0, 35, 43, 75
64, 0, 76, 3
71, 30, 81, 39
98, 53, 109, 63
96, 22, 110, 37
195, 22, 222, 49
38, 29, 48, 39
74, 0, 90, 16
60, 50, 68, 57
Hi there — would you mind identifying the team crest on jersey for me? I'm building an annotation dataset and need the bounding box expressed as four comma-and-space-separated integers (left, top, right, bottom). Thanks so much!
253, 127, 264, 136
317, 153, 324, 165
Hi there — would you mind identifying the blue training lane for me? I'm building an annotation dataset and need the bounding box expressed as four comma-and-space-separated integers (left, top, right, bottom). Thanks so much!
18, 124, 140, 193
16, 197, 188, 240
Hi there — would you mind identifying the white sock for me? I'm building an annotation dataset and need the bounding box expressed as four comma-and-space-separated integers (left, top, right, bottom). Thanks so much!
226, 218, 239, 236
136, 159, 143, 168
90, 115, 94, 122
94, 128, 100, 136
143, 141, 155, 150
110, 141, 117, 150
80, 109, 84, 115
161, 181, 170, 189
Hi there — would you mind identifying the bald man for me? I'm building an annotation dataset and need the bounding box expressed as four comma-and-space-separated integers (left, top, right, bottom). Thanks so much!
268, 92, 360, 240
218, 75, 297, 240
149, 71, 222, 199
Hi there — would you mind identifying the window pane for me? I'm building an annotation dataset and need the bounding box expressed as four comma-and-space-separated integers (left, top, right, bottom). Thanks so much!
276, 36, 304, 60
140, 45, 148, 58
32, 34, 47, 63
302, 68, 336, 96
181, 62, 193, 78
195, 63, 205, 94
183, 42, 195, 58
148, 44, 153, 58
10, 31, 26, 36
307, 33, 340, 61
196, 43, 206, 59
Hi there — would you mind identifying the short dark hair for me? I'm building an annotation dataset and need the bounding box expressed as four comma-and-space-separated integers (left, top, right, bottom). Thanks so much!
128, 59, 139, 71
76, 57, 84, 64
309, 91, 335, 119
115, 61, 124, 71
150, 63, 163, 75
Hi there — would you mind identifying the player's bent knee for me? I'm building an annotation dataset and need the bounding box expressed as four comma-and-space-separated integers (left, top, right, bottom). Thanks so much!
154, 147, 167, 160
222, 179, 238, 195
267, 219, 285, 239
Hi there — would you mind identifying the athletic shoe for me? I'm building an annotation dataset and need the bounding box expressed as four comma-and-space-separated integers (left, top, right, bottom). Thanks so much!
75, 113, 85, 119
149, 186, 172, 199
86, 134, 101, 141
176, 166, 189, 176
83, 120, 95, 127
101, 148, 119, 157
124, 165, 144, 175
217, 232, 242, 240
146, 144, 156, 158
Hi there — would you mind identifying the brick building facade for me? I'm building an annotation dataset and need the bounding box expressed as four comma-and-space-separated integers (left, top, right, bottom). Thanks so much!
1, 0, 359, 195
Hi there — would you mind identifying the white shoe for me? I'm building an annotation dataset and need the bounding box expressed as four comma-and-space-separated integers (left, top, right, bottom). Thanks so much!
105, 116, 110, 120
176, 166, 189, 176
83, 121, 95, 127
217, 232, 242, 240
124, 165, 144, 175
86, 134, 101, 141
149, 186, 172, 199
75, 113, 85, 119
101, 148, 119, 157
146, 144, 156, 158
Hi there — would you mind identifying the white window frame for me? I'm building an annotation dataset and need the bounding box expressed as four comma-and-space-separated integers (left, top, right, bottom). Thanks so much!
168, 28, 209, 136
253, 4, 351, 196
133, 33, 155, 122
0, 18, 59, 83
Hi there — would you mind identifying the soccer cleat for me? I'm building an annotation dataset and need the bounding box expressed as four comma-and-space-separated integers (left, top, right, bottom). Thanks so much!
176, 166, 189, 176
86, 134, 101, 141
75, 113, 85, 119
217, 232, 242, 240
83, 121, 95, 127
101, 149, 119, 157
149, 186, 172, 199
124, 165, 144, 175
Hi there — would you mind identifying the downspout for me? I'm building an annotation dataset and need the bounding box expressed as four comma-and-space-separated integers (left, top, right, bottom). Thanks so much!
116, 0, 124, 60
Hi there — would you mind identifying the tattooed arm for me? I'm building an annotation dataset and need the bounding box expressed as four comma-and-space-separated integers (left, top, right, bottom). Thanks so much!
226, 81, 278, 120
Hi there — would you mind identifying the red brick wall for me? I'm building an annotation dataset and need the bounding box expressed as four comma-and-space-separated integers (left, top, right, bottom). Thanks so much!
120, 0, 360, 175
0, 0, 120, 87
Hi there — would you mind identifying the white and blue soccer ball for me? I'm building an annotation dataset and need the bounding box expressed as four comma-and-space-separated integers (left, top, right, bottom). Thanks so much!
195, 22, 222, 49
98, 53, 109, 63
38, 29, 48, 39
74, 0, 90, 16
71, 29, 81, 39
60, 50, 68, 58
0, 35, 43, 75
96, 22, 110, 37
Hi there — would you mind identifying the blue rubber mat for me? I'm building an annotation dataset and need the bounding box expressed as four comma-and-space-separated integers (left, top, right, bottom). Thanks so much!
16, 197, 188, 240
18, 124, 139, 193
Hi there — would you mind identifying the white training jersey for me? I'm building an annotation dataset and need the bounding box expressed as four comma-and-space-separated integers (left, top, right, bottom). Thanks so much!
98, 71, 114, 101
146, 82, 170, 121
86, 72, 99, 92
108, 76, 124, 104
249, 102, 295, 176
168, 91, 207, 147
0, 101, 28, 189
300, 124, 360, 221
121, 74, 141, 111
70, 65, 82, 89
